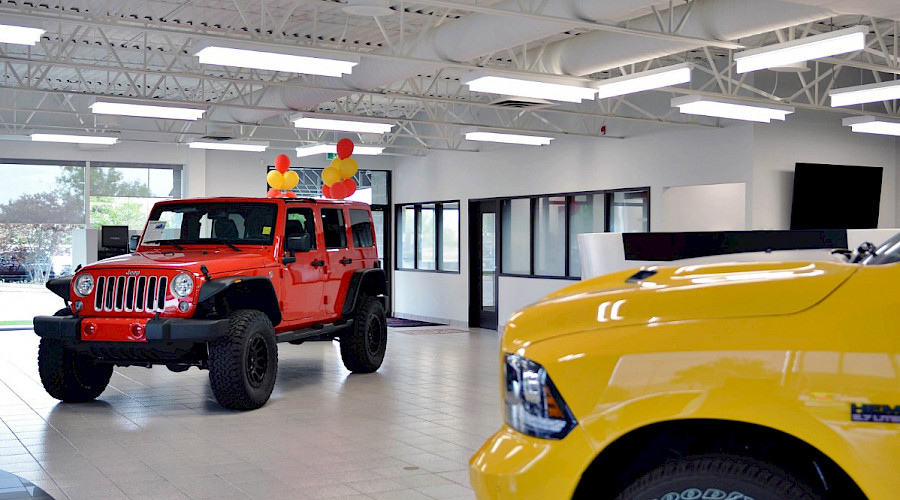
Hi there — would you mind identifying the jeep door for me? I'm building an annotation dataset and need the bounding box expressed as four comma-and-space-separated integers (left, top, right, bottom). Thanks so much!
281, 206, 326, 321
321, 207, 359, 316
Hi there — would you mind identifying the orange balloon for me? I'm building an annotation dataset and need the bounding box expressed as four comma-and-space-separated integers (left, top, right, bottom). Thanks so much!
274, 154, 290, 173
343, 178, 357, 197
284, 191, 298, 198
331, 181, 349, 199
336, 138, 354, 159
267, 188, 281, 198
322, 184, 332, 198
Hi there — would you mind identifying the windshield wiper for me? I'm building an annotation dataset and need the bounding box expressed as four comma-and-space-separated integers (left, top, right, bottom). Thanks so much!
202, 238, 242, 252
144, 239, 184, 250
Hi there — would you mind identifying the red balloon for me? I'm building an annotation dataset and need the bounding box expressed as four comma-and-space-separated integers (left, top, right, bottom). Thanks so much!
267, 188, 281, 198
343, 178, 357, 197
336, 138, 354, 160
330, 181, 349, 200
322, 184, 332, 198
284, 191, 298, 198
274, 154, 290, 174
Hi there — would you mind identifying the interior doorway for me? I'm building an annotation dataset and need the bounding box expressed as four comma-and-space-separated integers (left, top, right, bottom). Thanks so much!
469, 200, 499, 330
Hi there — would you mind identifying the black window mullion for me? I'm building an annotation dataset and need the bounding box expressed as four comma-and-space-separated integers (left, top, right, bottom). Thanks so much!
435, 202, 443, 271
564, 195, 571, 278
529, 197, 536, 276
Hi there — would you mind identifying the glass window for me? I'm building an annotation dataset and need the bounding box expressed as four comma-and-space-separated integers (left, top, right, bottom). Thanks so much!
417, 204, 436, 270
286, 208, 316, 249
90, 166, 182, 230
400, 206, 415, 269
321, 209, 347, 249
501, 198, 531, 274
349, 209, 374, 248
568, 194, 607, 277
610, 190, 649, 233
372, 211, 384, 267
144, 202, 277, 246
441, 202, 460, 272
533, 196, 566, 276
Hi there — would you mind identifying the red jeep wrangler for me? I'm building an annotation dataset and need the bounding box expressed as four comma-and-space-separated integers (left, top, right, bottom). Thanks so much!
33, 197, 388, 410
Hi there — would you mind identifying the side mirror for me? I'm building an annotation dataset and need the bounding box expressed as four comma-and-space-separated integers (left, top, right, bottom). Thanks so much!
286, 234, 311, 253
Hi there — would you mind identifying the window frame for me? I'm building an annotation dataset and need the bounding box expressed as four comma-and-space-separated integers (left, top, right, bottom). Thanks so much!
395, 200, 461, 274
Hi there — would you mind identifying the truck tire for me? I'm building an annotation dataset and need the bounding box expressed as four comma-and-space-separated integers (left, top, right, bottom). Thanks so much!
208, 309, 278, 410
37, 336, 113, 403
340, 295, 387, 373
615, 455, 821, 500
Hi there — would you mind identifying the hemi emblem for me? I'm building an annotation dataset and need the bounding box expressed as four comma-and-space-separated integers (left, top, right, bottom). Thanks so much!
126, 270, 141, 276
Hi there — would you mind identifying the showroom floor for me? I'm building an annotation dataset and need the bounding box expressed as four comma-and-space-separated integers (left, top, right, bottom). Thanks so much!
0, 326, 501, 500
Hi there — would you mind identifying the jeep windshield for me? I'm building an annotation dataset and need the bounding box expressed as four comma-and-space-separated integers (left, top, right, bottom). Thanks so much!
862, 231, 900, 266
141, 202, 278, 247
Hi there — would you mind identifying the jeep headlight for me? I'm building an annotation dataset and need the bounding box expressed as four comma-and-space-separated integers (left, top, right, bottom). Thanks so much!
504, 354, 576, 439
74, 274, 94, 297
171, 273, 194, 298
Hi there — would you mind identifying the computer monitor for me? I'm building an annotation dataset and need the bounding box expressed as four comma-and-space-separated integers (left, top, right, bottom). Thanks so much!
101, 225, 130, 249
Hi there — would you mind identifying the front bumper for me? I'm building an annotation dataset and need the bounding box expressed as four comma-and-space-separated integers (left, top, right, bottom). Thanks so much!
33, 315, 229, 343
469, 425, 595, 500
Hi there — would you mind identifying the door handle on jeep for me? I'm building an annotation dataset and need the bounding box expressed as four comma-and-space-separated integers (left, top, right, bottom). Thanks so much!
340, 258, 353, 265
311, 260, 325, 267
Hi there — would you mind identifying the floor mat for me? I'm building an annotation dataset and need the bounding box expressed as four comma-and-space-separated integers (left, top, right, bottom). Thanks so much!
386, 317, 444, 328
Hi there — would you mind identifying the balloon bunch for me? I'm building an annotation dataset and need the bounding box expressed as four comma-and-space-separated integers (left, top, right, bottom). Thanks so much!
321, 138, 358, 200
266, 154, 300, 198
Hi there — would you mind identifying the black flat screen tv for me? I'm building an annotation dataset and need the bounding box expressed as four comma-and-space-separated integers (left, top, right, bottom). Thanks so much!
790, 163, 882, 230
101, 225, 130, 249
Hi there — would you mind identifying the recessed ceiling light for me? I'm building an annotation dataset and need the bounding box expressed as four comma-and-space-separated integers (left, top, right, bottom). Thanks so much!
464, 131, 553, 146
31, 133, 118, 145
193, 41, 358, 77
90, 101, 206, 121
292, 114, 394, 134
295, 144, 384, 157
671, 95, 794, 123
594, 63, 693, 100
830, 80, 900, 107
461, 70, 597, 103
0, 16, 45, 46
188, 140, 268, 152
842, 116, 900, 136
735, 25, 868, 74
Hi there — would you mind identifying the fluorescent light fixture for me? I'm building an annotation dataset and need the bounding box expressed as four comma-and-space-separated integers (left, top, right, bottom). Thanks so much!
735, 25, 868, 74
91, 101, 206, 121
292, 114, 394, 134
31, 133, 118, 145
461, 69, 597, 103
193, 41, 357, 77
830, 80, 900, 107
295, 143, 384, 157
842, 115, 900, 137
464, 131, 553, 146
0, 16, 45, 46
672, 95, 794, 123
188, 140, 268, 152
594, 63, 693, 99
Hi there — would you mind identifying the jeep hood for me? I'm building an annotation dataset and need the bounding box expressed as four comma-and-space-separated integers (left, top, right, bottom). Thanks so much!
82, 250, 272, 276
504, 260, 858, 350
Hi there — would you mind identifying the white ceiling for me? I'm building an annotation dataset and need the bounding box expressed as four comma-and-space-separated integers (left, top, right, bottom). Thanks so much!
0, 0, 898, 156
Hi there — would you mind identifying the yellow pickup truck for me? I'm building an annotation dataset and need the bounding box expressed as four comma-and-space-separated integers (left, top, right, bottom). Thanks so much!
470, 238, 900, 500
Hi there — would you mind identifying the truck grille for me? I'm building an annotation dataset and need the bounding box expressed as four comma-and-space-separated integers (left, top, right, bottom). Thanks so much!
93, 275, 168, 313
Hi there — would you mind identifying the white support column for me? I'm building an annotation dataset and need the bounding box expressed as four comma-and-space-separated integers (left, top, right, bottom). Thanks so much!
184, 148, 207, 198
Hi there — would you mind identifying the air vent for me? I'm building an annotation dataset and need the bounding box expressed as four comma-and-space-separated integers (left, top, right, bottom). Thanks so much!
199, 136, 233, 141
490, 97, 554, 109
626, 269, 658, 283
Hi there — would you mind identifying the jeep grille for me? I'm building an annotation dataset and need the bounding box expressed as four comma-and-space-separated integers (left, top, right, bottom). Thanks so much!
93, 274, 168, 313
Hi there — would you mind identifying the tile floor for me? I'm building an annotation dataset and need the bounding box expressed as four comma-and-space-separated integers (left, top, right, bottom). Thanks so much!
0, 327, 502, 499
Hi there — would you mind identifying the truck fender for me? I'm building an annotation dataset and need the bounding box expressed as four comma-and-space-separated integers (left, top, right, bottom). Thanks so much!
341, 268, 387, 317
197, 276, 282, 326
46, 276, 72, 303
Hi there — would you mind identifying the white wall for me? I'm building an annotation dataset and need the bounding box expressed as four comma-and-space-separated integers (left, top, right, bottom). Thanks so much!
662, 182, 747, 231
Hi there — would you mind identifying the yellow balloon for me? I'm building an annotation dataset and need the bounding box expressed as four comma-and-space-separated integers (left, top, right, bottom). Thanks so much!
338, 157, 358, 179
329, 157, 343, 171
282, 170, 299, 190
321, 166, 341, 187
266, 170, 284, 190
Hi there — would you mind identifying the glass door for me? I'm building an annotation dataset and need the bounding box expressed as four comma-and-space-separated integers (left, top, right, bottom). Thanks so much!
469, 200, 498, 330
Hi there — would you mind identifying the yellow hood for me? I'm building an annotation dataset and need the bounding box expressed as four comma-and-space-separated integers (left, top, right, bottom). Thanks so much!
503, 260, 858, 351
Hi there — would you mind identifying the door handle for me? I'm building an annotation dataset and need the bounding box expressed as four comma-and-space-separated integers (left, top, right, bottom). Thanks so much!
311, 260, 325, 267
340, 258, 353, 265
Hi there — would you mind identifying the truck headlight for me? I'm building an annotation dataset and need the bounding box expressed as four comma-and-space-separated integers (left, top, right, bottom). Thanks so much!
171, 273, 194, 298
74, 274, 94, 297
504, 354, 576, 439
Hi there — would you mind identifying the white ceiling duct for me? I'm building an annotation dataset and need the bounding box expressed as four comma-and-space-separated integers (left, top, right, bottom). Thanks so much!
782, 0, 900, 22
529, 0, 834, 76
227, 0, 670, 123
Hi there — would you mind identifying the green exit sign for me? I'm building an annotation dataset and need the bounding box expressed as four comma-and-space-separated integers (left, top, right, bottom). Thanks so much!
326, 153, 338, 160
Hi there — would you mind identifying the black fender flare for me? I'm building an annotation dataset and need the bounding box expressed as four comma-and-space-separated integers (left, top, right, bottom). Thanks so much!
197, 276, 282, 326
46, 276, 72, 303
341, 268, 387, 317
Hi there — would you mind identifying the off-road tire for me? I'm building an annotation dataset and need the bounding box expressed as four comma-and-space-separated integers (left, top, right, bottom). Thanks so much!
340, 295, 387, 373
615, 455, 821, 500
38, 309, 114, 403
208, 309, 278, 410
